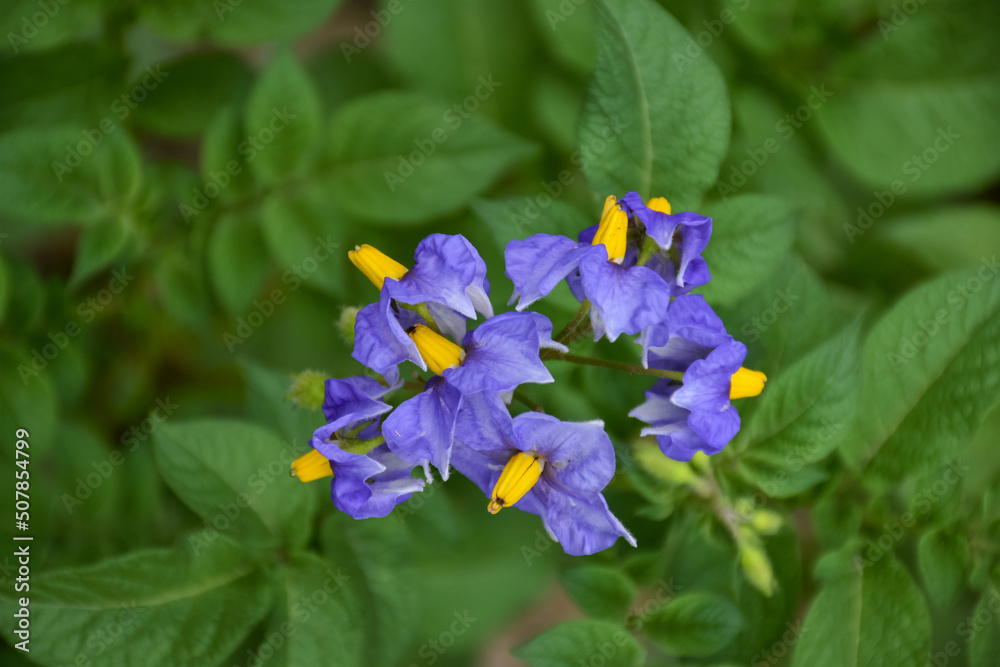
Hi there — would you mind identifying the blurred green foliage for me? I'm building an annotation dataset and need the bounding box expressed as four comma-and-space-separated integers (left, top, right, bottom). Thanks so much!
1, 0, 999, 665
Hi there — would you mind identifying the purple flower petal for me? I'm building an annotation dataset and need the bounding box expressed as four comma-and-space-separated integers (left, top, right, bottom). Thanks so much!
446, 312, 555, 394
385, 234, 493, 320
511, 413, 616, 492
352, 289, 425, 383
321, 377, 393, 431
641, 294, 732, 369
505, 234, 589, 309
382, 377, 463, 479
579, 251, 672, 342
534, 482, 636, 556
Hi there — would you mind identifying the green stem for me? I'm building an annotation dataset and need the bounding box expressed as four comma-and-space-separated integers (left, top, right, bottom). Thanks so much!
555, 300, 592, 343
513, 388, 544, 412
405, 302, 441, 334
636, 236, 659, 266
546, 352, 684, 380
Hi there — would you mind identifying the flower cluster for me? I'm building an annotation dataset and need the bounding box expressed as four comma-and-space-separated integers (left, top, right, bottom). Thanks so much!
290, 193, 765, 556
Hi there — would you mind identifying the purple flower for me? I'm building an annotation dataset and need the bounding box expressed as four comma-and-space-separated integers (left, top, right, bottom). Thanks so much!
505, 194, 679, 342
629, 297, 766, 460
619, 191, 712, 296
449, 392, 636, 556
381, 312, 566, 478
291, 377, 425, 519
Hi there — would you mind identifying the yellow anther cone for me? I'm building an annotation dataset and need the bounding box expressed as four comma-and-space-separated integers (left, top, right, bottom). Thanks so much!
348, 244, 408, 290
488, 452, 544, 514
290, 449, 333, 483
730, 367, 767, 399
407, 324, 464, 375
591, 195, 628, 264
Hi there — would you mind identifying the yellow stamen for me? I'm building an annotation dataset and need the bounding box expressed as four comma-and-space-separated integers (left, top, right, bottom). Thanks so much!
647, 196, 671, 215
591, 195, 628, 264
488, 452, 544, 514
290, 449, 333, 483
407, 324, 464, 375
348, 244, 408, 290
730, 367, 767, 399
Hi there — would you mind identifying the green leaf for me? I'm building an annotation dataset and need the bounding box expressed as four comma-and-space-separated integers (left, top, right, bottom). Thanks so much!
814, 1, 1000, 198
201, 105, 255, 202
139, 0, 342, 45
153, 420, 316, 549
0, 124, 142, 224
380, 0, 535, 121
471, 196, 591, 248
561, 565, 638, 621
698, 194, 796, 305
238, 359, 319, 446
322, 91, 536, 224
0, 345, 58, 458
133, 52, 253, 139
69, 216, 132, 288
643, 592, 743, 657
514, 619, 645, 667
916, 526, 970, 607
878, 204, 1000, 272
260, 189, 347, 297
525, 0, 596, 75
841, 266, 1000, 481
0, 541, 271, 667
321, 515, 420, 667
741, 324, 861, 469
154, 249, 212, 329
245, 50, 322, 184
716, 255, 842, 376
792, 552, 930, 667
260, 551, 365, 667
970, 588, 1000, 667
208, 213, 269, 315
579, 0, 730, 209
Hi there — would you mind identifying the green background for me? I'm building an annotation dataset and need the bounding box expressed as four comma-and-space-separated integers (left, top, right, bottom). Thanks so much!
1, 0, 999, 665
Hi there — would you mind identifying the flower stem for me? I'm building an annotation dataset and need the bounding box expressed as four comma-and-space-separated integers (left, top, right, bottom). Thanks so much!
636, 236, 659, 266
555, 300, 592, 344
546, 352, 683, 381
401, 302, 441, 335
513, 388, 544, 412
